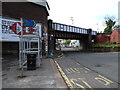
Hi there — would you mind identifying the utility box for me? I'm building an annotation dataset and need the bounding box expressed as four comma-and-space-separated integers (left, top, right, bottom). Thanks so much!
27, 54, 36, 70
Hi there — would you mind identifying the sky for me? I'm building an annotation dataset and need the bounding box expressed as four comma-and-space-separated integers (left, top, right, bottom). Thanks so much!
47, 0, 119, 32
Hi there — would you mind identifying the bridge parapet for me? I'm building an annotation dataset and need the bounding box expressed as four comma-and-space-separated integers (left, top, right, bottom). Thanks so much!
51, 22, 97, 35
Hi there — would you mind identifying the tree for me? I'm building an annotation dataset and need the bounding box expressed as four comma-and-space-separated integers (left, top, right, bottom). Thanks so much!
64, 40, 71, 45
103, 16, 116, 34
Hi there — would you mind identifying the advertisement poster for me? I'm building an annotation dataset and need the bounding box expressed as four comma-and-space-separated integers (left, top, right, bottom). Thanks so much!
0, 18, 20, 42
0, 18, 42, 42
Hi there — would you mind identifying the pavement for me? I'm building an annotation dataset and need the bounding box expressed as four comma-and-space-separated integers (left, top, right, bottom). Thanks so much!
2, 54, 67, 89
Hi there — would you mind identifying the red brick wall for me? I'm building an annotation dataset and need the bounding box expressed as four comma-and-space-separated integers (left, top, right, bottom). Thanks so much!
110, 29, 120, 43
97, 34, 110, 43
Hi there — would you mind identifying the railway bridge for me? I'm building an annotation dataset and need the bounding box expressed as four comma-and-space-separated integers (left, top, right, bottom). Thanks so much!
48, 20, 97, 54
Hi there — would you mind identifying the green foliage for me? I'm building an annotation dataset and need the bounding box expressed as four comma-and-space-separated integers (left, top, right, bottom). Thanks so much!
64, 40, 71, 45
93, 42, 120, 47
104, 27, 112, 33
104, 16, 116, 34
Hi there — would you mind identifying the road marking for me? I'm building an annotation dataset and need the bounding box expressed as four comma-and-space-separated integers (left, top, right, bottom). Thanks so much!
83, 67, 91, 71
78, 78, 94, 90
65, 68, 72, 73
70, 68, 76, 72
65, 68, 80, 73
70, 78, 86, 90
70, 78, 94, 90
76, 63, 80, 65
54, 60, 74, 89
74, 68, 80, 73
53, 59, 115, 89
65, 67, 90, 74
98, 75, 113, 83
95, 75, 113, 87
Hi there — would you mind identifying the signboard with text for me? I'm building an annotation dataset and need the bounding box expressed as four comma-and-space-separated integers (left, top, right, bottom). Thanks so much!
0, 18, 42, 42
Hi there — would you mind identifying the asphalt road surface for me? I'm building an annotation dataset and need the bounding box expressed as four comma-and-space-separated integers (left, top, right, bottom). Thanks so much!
55, 49, 119, 89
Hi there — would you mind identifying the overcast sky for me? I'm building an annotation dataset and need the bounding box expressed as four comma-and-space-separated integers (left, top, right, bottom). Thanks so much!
47, 0, 119, 32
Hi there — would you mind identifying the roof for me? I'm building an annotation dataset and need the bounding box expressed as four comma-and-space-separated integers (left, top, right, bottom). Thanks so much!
27, 0, 50, 14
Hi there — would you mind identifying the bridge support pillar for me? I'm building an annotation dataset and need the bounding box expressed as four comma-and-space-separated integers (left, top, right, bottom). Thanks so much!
48, 19, 55, 56
87, 29, 92, 51
79, 40, 88, 51
79, 29, 92, 51
54, 38, 56, 50
48, 34, 56, 56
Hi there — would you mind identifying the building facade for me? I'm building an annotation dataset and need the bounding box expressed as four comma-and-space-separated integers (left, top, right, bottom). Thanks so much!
96, 34, 110, 44
110, 29, 120, 43
1, 0, 50, 55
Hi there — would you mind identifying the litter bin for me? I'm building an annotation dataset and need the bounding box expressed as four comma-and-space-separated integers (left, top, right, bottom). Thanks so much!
27, 54, 36, 70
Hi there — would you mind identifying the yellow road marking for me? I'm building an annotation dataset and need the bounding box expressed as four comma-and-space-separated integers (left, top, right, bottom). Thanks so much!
65, 68, 80, 73
65, 67, 89, 73
54, 60, 74, 89
84, 67, 91, 71
53, 59, 114, 89
70, 78, 86, 90
95, 77, 110, 86
74, 68, 80, 73
76, 63, 80, 65
78, 78, 94, 90
98, 75, 113, 83
95, 75, 113, 87
70, 68, 76, 72
70, 78, 94, 90
65, 68, 72, 73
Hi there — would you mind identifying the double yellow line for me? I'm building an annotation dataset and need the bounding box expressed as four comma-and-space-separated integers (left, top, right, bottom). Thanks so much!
54, 60, 74, 90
